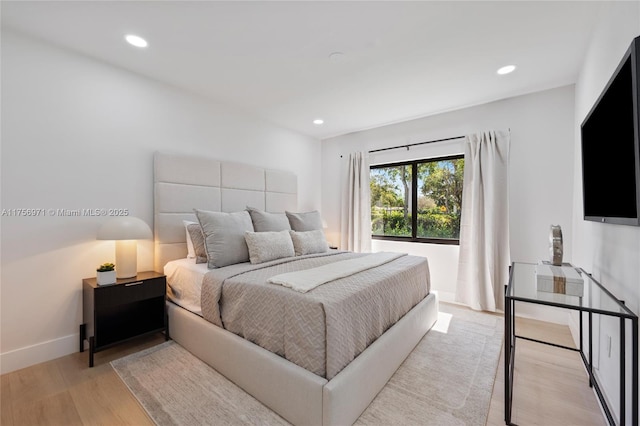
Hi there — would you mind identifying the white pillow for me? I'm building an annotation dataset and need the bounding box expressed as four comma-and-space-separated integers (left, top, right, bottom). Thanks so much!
289, 229, 329, 256
183, 220, 197, 259
244, 230, 295, 264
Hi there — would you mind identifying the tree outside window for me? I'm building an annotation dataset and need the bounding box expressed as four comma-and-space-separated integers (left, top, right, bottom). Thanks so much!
370, 155, 464, 244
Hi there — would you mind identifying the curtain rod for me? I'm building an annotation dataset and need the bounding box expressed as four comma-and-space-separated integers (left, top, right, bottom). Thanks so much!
369, 135, 465, 154
340, 129, 511, 157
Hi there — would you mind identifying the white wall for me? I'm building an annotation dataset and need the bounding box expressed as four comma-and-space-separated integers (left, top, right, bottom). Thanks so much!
572, 2, 640, 424
322, 85, 575, 319
0, 30, 322, 374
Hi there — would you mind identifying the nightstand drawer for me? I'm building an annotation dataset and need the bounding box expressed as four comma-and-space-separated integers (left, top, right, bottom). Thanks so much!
95, 277, 165, 309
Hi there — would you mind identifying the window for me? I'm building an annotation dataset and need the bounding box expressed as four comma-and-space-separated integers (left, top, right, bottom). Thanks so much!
370, 155, 464, 244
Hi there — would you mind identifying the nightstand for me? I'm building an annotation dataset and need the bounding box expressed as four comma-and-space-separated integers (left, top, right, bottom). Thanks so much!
79, 271, 168, 367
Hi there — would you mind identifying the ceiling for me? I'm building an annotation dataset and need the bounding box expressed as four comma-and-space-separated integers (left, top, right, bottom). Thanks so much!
1, 1, 603, 140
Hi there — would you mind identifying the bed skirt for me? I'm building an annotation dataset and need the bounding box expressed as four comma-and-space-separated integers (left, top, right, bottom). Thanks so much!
167, 292, 438, 426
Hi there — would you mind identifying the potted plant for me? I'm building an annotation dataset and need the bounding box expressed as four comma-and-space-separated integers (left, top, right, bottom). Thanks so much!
96, 262, 116, 285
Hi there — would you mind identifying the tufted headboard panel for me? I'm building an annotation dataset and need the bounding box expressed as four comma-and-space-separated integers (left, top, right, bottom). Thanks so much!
153, 151, 297, 272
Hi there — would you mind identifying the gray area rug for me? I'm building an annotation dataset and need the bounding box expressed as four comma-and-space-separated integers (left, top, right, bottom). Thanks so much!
112, 303, 503, 426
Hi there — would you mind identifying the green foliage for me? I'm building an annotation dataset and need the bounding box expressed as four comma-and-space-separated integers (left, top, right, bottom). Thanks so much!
372, 209, 411, 236
97, 262, 115, 272
419, 159, 464, 215
417, 209, 461, 239
370, 158, 463, 240
370, 169, 403, 208
372, 208, 460, 239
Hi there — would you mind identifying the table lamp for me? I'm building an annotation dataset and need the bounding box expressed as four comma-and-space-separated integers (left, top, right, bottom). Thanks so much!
97, 216, 153, 279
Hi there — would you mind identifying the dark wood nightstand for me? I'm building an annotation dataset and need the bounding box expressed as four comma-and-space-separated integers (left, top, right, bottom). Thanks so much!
80, 271, 168, 367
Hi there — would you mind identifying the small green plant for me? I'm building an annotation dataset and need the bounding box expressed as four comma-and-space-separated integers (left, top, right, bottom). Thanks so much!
97, 262, 115, 272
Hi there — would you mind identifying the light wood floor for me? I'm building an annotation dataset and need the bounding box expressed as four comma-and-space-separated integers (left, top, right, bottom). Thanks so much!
2, 315, 606, 426
486, 316, 606, 426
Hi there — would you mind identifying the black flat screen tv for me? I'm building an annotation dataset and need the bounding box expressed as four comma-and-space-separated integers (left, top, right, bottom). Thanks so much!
581, 35, 640, 226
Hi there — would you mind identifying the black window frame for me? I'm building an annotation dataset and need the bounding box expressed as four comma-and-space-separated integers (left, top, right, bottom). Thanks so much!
370, 154, 464, 245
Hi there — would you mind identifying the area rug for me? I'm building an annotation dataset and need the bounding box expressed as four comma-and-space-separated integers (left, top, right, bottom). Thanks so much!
111, 302, 503, 426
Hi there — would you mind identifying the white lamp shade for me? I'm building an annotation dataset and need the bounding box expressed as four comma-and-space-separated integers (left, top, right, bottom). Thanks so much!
97, 216, 152, 241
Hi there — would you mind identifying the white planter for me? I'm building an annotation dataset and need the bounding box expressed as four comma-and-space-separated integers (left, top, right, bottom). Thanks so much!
97, 270, 116, 285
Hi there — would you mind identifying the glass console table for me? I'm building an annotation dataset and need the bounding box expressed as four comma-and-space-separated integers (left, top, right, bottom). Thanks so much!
505, 262, 638, 426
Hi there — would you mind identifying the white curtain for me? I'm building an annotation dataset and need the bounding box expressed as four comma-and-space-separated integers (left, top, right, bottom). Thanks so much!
455, 130, 510, 312
340, 151, 372, 252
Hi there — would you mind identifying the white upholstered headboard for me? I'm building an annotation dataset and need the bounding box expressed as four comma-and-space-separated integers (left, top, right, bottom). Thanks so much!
153, 151, 298, 272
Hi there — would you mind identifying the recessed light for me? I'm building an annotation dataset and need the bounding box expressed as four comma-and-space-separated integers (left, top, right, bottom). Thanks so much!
497, 65, 516, 75
313, 119, 324, 125
125, 34, 148, 48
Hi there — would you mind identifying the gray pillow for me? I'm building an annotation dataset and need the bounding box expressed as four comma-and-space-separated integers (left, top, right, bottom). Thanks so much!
244, 230, 295, 264
194, 209, 254, 268
289, 229, 329, 256
246, 207, 291, 232
186, 223, 208, 264
285, 210, 323, 232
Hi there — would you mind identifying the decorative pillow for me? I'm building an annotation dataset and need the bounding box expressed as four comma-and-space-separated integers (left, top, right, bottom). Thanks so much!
194, 209, 254, 268
186, 223, 208, 264
285, 210, 323, 232
246, 207, 291, 232
183, 220, 197, 259
289, 229, 329, 256
244, 230, 295, 264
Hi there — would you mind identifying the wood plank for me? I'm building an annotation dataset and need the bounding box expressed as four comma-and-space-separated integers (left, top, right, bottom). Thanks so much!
69, 372, 153, 425
1, 373, 14, 426
11, 391, 83, 426
514, 316, 578, 348
6, 361, 68, 406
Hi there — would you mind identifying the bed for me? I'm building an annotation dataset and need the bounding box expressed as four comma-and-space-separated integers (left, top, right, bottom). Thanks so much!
154, 151, 439, 426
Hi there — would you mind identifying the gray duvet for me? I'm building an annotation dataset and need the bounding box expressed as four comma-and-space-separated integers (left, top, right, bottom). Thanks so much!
200, 251, 430, 379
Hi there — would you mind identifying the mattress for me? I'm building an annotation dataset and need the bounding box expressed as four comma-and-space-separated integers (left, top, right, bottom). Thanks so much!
164, 258, 209, 316
199, 251, 431, 379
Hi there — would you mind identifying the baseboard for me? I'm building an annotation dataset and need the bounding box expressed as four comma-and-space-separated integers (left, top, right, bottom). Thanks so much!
434, 290, 456, 304
1, 333, 78, 374
513, 303, 570, 325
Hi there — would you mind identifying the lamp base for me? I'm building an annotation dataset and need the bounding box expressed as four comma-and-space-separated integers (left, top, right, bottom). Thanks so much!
115, 240, 138, 279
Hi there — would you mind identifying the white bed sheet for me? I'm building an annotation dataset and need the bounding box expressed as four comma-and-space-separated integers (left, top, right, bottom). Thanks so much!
164, 258, 209, 316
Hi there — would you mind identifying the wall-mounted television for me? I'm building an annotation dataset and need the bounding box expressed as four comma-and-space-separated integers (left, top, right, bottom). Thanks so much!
581, 35, 640, 226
